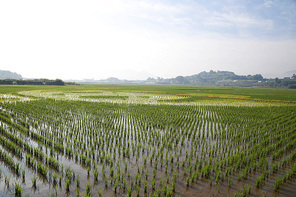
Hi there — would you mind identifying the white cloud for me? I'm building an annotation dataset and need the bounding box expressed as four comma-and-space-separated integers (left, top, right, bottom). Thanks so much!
264, 0, 274, 8
204, 11, 274, 31
129, 0, 195, 27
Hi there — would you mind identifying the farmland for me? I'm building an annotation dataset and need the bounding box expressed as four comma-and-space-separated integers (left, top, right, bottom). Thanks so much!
0, 84, 296, 197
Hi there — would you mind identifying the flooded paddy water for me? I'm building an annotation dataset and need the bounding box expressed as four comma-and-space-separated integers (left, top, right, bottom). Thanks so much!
0, 90, 295, 196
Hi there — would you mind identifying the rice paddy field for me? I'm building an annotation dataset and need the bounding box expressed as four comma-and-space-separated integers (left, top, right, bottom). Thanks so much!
0, 84, 295, 197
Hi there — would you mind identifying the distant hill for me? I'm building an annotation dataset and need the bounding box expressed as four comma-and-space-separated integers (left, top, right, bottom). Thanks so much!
152, 70, 264, 86
263, 69, 296, 78
147, 70, 296, 88
182, 70, 263, 85
0, 70, 22, 79
282, 70, 296, 78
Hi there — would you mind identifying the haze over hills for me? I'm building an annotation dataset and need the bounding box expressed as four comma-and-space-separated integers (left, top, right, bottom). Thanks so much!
103, 69, 157, 81
261, 69, 296, 79
1, 69, 296, 88
64, 70, 296, 88
0, 70, 22, 79
282, 70, 296, 78
1, 69, 295, 81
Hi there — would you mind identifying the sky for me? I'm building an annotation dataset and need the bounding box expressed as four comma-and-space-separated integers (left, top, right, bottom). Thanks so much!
0, 0, 296, 80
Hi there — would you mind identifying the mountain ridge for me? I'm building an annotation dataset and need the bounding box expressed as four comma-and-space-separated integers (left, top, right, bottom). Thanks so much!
0, 70, 22, 79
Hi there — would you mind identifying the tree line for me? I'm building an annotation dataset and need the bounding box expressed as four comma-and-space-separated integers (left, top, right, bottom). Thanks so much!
0, 79, 65, 86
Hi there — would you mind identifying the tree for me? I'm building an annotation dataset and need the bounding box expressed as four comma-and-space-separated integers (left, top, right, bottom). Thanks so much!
54, 79, 65, 85
252, 74, 263, 81
175, 76, 185, 84
288, 84, 296, 89
45, 79, 65, 86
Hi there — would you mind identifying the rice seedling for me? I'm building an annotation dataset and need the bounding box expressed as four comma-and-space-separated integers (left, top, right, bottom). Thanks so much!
127, 186, 132, 197
93, 167, 98, 181
76, 187, 80, 197
172, 180, 176, 192
65, 178, 70, 192
113, 181, 118, 193
14, 182, 22, 197
59, 175, 62, 187
186, 176, 190, 187
86, 181, 91, 196
32, 175, 37, 188
98, 189, 102, 197
156, 187, 162, 197
151, 178, 156, 191
248, 184, 252, 194
76, 175, 80, 188
144, 180, 148, 193
52, 173, 57, 185
22, 170, 25, 181
104, 178, 108, 188
5, 175, 10, 188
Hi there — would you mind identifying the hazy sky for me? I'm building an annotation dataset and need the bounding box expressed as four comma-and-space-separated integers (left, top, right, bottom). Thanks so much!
1, 0, 296, 80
